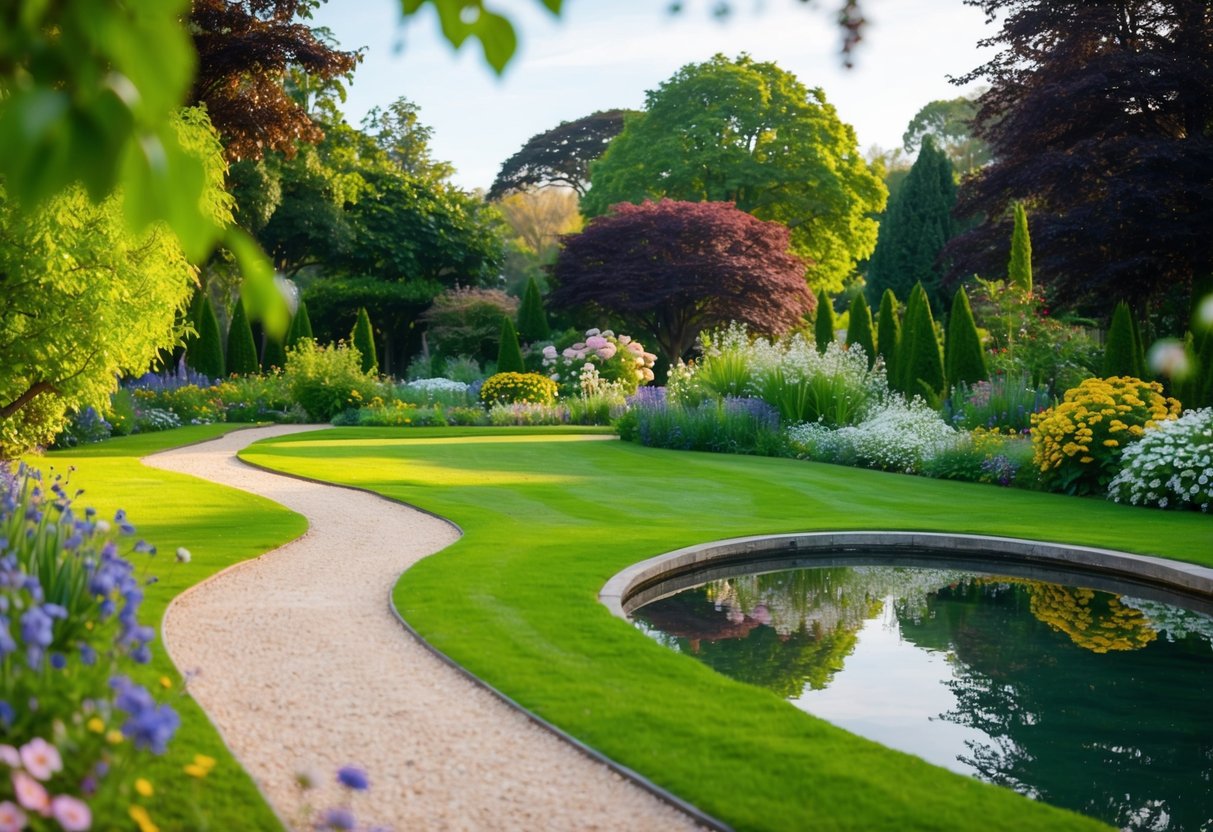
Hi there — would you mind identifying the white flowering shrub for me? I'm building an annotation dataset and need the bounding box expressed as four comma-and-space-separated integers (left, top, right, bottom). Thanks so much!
1107, 408, 1213, 511
786, 395, 956, 473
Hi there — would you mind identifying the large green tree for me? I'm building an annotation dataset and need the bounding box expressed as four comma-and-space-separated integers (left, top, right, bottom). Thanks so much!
581, 54, 886, 295
866, 136, 957, 312
902, 96, 991, 174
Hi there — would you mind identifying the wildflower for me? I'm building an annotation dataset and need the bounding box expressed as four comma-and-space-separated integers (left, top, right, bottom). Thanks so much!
0, 801, 27, 832
19, 738, 62, 781
129, 804, 159, 832
337, 765, 369, 791
175, 547, 191, 564
11, 770, 49, 814
0, 746, 19, 767
321, 807, 358, 830
184, 755, 216, 779
50, 795, 92, 832
135, 778, 154, 797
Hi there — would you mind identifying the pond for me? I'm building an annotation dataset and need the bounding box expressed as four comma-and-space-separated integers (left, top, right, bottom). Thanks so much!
629, 557, 1213, 831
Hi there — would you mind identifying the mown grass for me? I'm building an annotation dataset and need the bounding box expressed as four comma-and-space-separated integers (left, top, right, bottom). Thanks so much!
34, 424, 308, 831
241, 426, 1211, 831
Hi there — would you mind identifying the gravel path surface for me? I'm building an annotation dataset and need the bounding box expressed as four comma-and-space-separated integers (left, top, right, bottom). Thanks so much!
148, 425, 703, 832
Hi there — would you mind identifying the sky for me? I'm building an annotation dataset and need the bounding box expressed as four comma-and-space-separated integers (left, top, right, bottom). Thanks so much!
310, 0, 999, 192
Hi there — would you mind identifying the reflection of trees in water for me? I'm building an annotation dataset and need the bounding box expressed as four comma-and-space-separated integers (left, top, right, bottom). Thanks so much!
900, 581, 1213, 832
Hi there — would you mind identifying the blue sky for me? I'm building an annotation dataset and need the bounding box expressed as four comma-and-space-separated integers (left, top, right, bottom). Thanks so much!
311, 0, 998, 191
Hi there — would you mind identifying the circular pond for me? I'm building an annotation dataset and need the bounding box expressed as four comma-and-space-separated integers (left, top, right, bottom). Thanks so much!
629, 556, 1213, 831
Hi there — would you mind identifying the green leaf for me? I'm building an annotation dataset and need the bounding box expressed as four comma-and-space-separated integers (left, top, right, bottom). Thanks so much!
474, 10, 517, 74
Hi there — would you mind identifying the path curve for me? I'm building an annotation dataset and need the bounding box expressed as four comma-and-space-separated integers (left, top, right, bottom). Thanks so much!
148, 425, 702, 832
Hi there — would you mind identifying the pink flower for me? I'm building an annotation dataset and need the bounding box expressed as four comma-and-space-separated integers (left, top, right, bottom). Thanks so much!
584, 328, 601, 337
585, 335, 608, 350
595, 344, 617, 360
561, 347, 578, 360
12, 771, 50, 815
541, 345, 557, 359
0, 801, 28, 832
0, 746, 19, 768
571, 341, 586, 350
19, 738, 62, 781
51, 795, 92, 831
626, 341, 644, 354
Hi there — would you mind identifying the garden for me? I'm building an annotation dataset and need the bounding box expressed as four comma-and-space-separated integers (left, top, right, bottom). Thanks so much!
3, 2, 1213, 831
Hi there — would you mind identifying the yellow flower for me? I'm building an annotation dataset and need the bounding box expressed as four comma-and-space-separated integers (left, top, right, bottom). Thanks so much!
185, 754, 217, 778
135, 778, 154, 797
1103, 439, 1119, 448
87, 717, 105, 733
107, 730, 124, 745
1080, 456, 1094, 463
129, 805, 160, 832
159, 676, 173, 690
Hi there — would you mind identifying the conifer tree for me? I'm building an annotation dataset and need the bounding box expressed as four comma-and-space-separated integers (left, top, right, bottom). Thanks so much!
815, 288, 836, 353
866, 136, 957, 310
261, 335, 286, 372
226, 296, 259, 376
351, 307, 378, 374
845, 292, 876, 368
187, 295, 225, 380
1104, 302, 1143, 378
876, 289, 900, 383
944, 286, 987, 388
898, 282, 944, 400
516, 276, 551, 343
496, 316, 525, 373
1008, 202, 1033, 294
285, 300, 314, 350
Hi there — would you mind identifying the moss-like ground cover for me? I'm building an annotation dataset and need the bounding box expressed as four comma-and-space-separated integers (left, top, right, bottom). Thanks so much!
241, 426, 1211, 831
38, 424, 307, 830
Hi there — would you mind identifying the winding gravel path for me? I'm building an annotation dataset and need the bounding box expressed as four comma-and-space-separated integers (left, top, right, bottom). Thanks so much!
147, 425, 702, 832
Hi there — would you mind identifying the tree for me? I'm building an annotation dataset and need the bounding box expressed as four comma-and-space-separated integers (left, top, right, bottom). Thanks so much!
351, 307, 379, 374
262, 332, 287, 372
845, 293, 876, 368
866, 136, 957, 311
498, 189, 582, 262
945, 287, 988, 388
304, 278, 435, 375
898, 283, 945, 400
496, 317, 525, 374
362, 97, 455, 181
949, 0, 1213, 318
421, 288, 519, 363
581, 55, 887, 295
0, 109, 228, 455
1104, 302, 1145, 378
189, 295, 227, 380
1008, 202, 1032, 294
488, 111, 632, 200
877, 289, 901, 381
902, 96, 991, 173
815, 290, 837, 353
550, 200, 813, 363
285, 299, 315, 348
226, 296, 260, 375
517, 277, 552, 343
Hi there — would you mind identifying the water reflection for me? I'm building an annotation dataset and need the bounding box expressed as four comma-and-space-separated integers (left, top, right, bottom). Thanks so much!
631, 565, 1213, 831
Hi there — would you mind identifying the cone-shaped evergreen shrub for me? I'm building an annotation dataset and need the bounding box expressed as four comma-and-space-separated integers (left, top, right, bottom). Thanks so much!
496, 316, 525, 374
351, 307, 378, 374
899, 283, 944, 400
226, 297, 259, 376
1008, 202, 1033, 294
877, 289, 900, 382
814, 289, 836, 353
285, 300, 314, 349
261, 335, 287, 372
517, 276, 551, 343
1104, 302, 1143, 378
845, 292, 876, 368
945, 286, 987, 388
187, 295, 225, 380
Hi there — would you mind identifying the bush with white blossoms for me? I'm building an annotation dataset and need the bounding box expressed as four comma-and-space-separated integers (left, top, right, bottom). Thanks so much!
786, 395, 956, 473
1107, 408, 1213, 512
541, 328, 656, 397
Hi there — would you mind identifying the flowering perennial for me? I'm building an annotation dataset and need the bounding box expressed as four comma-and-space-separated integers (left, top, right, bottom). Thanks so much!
1108, 407, 1213, 511
541, 328, 656, 396
786, 395, 956, 474
479, 372, 558, 406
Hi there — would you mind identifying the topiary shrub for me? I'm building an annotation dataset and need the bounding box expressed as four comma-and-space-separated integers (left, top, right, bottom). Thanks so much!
285, 299, 314, 349
814, 288, 836, 353
876, 288, 900, 382
945, 286, 987, 388
1031, 376, 1181, 495
845, 292, 876, 368
225, 296, 259, 376
284, 340, 381, 421
351, 306, 379, 374
479, 372, 558, 406
1103, 301, 1143, 378
898, 282, 944, 401
496, 316, 525, 373
516, 276, 551, 343
187, 294, 225, 380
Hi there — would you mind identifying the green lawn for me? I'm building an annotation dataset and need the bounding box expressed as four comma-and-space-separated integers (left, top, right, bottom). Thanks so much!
241, 426, 1211, 831
37, 425, 308, 831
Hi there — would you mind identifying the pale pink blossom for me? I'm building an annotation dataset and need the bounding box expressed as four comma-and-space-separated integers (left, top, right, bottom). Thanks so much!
571, 341, 586, 350
12, 771, 50, 815
541, 345, 558, 359
51, 795, 92, 831
20, 738, 62, 781
561, 347, 579, 360
0, 801, 28, 832
595, 344, 617, 360
0, 746, 19, 768
584, 327, 601, 337
618, 334, 632, 345
585, 335, 608, 350
626, 341, 644, 354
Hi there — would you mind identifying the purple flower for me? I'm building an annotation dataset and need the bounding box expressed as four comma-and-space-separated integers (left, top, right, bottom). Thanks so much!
111, 677, 179, 754
320, 807, 357, 830
336, 765, 369, 791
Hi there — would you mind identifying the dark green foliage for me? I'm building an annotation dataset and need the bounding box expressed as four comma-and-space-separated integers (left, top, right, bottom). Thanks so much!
845, 292, 876, 368
866, 136, 957, 311
284, 300, 314, 349
815, 289, 836, 353
187, 295, 225, 380
1103, 302, 1143, 378
516, 276, 551, 343
225, 297, 259, 376
351, 306, 378, 374
261, 334, 286, 372
898, 283, 945, 400
876, 289, 900, 381
1188, 326, 1213, 408
945, 286, 987, 388
1008, 202, 1032, 293
496, 316, 525, 373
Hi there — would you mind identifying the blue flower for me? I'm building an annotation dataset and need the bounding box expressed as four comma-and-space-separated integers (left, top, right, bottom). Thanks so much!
320, 807, 357, 830
111, 676, 179, 754
336, 765, 369, 791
